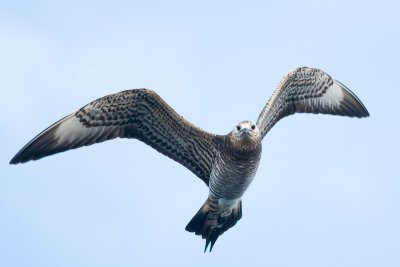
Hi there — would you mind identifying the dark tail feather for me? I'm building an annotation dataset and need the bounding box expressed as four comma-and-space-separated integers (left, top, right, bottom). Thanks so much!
185, 198, 242, 252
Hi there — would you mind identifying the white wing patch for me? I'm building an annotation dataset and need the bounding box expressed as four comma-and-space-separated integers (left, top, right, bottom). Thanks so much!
319, 80, 345, 109
54, 114, 117, 148
54, 115, 85, 145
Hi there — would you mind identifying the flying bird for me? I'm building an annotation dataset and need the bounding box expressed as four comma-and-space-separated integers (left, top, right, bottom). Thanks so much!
10, 67, 369, 252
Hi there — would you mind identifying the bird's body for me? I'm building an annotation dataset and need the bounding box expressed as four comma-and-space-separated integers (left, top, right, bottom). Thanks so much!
210, 129, 261, 201
10, 67, 369, 252
187, 122, 262, 251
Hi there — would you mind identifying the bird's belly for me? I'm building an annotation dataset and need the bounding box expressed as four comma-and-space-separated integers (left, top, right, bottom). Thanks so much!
209, 160, 259, 201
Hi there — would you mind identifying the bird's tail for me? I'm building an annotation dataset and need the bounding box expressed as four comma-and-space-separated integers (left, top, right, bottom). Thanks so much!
185, 198, 242, 252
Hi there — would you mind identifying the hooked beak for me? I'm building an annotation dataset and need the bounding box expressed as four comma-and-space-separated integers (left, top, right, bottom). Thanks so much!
239, 128, 251, 136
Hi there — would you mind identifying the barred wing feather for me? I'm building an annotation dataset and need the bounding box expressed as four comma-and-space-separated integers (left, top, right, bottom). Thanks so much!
10, 89, 218, 185
256, 67, 369, 139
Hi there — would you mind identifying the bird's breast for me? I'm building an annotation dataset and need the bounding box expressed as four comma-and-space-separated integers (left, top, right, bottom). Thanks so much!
209, 146, 261, 200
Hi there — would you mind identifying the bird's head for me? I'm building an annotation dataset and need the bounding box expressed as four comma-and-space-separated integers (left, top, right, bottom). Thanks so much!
230, 120, 261, 150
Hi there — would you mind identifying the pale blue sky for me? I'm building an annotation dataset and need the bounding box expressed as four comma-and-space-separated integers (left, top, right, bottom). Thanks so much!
1, 0, 399, 266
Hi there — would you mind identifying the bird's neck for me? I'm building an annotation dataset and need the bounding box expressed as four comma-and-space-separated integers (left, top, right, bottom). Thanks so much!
226, 134, 261, 158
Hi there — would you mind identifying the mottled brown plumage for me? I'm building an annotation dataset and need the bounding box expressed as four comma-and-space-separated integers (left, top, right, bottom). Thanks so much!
257, 67, 369, 138
10, 89, 218, 185
10, 67, 369, 252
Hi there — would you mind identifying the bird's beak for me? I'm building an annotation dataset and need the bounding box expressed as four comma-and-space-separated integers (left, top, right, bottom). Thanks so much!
240, 128, 250, 135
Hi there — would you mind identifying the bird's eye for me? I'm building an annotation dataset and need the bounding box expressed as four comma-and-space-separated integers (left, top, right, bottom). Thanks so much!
236, 125, 241, 131
251, 125, 256, 130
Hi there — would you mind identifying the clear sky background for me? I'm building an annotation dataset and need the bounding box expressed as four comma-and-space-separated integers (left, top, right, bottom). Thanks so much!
1, 0, 399, 266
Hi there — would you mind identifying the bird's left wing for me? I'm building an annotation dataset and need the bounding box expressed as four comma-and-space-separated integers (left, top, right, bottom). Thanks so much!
10, 89, 219, 185
256, 67, 369, 139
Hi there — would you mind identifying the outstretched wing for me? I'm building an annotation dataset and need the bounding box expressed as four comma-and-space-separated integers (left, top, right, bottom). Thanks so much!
10, 89, 219, 185
256, 67, 369, 139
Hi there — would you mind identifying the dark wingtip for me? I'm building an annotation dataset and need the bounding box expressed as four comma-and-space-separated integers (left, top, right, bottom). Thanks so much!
9, 151, 28, 165
8, 114, 75, 166
9, 141, 47, 165
9, 158, 19, 165
363, 108, 370, 117
335, 79, 370, 118
9, 154, 33, 165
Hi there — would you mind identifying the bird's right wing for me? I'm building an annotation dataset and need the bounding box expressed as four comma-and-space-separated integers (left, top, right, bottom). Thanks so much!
10, 89, 219, 185
256, 67, 369, 139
